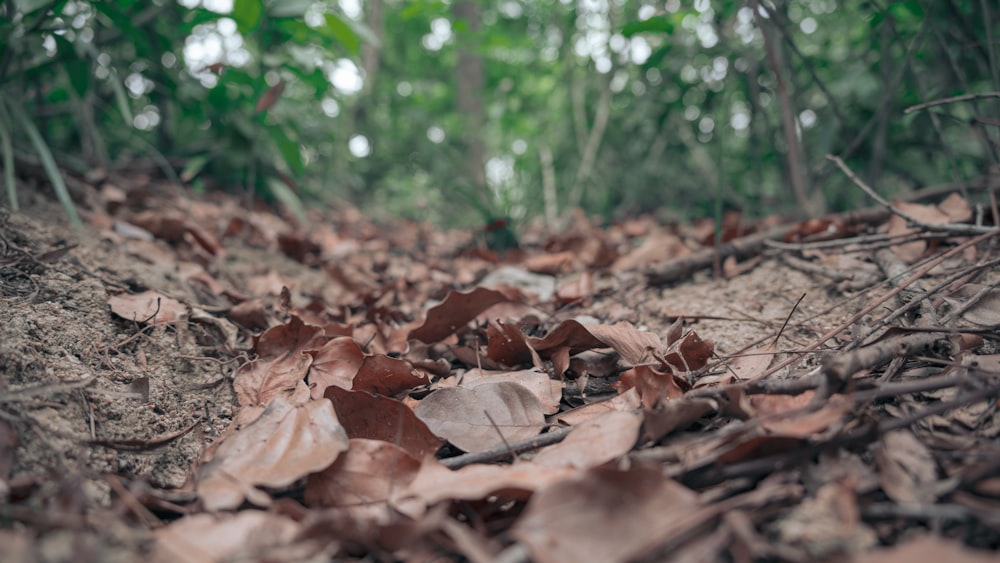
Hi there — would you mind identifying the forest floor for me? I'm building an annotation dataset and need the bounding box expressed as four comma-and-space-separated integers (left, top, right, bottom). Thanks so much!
1, 178, 999, 562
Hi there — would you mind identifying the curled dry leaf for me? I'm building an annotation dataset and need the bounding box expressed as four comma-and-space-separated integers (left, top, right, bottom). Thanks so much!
352, 354, 430, 397
408, 287, 510, 343
235, 316, 325, 407
414, 381, 546, 453
108, 290, 188, 324
486, 319, 542, 367
528, 320, 662, 366
533, 410, 643, 469
197, 397, 349, 511
617, 365, 686, 409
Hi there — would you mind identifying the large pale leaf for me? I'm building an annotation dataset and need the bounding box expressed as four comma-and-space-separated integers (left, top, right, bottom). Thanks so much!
414, 381, 545, 453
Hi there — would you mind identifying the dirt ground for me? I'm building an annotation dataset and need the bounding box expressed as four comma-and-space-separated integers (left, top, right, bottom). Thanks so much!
1, 182, 999, 562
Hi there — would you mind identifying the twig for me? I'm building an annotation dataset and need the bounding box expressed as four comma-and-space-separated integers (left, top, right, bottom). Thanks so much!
440, 426, 573, 469
760, 229, 1000, 379
827, 155, 996, 235
904, 91, 1000, 114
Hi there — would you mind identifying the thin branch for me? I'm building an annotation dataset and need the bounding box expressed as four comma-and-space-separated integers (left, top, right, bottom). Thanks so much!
904, 91, 1000, 114
826, 155, 996, 235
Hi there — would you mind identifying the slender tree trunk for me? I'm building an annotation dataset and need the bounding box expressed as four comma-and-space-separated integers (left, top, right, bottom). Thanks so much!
452, 1, 486, 195
752, 0, 819, 216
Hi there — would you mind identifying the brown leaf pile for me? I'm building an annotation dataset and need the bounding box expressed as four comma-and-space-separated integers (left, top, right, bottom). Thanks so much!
3, 184, 1000, 562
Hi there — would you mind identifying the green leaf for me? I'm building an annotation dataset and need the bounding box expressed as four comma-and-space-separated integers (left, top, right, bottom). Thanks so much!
107, 69, 135, 125
323, 13, 361, 55
53, 35, 89, 98
622, 15, 674, 37
232, 0, 264, 34
267, 177, 308, 225
180, 155, 210, 182
267, 124, 304, 175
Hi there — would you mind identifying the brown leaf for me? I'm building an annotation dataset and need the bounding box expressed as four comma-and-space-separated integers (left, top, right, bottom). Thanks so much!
723, 341, 777, 383
555, 387, 641, 426
642, 396, 717, 442
255, 81, 285, 112
324, 387, 442, 460
459, 368, 562, 414
511, 463, 702, 563
393, 459, 576, 510
611, 229, 689, 272
308, 337, 366, 398
617, 365, 686, 409
486, 320, 542, 367
413, 381, 546, 453
533, 410, 642, 469
528, 320, 663, 366
154, 511, 304, 563
108, 290, 188, 324
235, 316, 326, 407
353, 354, 429, 397
305, 438, 421, 509
659, 331, 714, 373
752, 393, 850, 438
197, 397, 349, 511
408, 287, 510, 343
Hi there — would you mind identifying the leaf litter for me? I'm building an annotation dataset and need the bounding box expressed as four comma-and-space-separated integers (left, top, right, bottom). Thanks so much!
1, 183, 999, 561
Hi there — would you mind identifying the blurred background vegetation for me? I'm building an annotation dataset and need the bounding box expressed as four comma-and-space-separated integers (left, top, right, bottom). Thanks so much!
1, 0, 998, 230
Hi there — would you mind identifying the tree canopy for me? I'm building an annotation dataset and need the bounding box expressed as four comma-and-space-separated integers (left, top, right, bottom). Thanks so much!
2, 0, 998, 228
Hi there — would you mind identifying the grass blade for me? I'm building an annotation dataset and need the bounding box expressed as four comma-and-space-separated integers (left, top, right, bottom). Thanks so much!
9, 100, 83, 228
0, 100, 17, 211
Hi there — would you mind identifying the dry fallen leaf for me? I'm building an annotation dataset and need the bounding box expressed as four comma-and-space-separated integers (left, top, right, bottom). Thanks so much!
408, 287, 510, 343
197, 397, 349, 511
511, 463, 703, 563
153, 510, 309, 563
414, 381, 546, 453
459, 368, 562, 414
393, 459, 577, 511
234, 316, 326, 407
305, 438, 421, 511
533, 410, 642, 469
108, 290, 188, 323
324, 386, 443, 460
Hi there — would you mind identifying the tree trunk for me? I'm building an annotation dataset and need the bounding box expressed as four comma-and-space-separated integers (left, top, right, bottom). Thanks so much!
452, 1, 486, 194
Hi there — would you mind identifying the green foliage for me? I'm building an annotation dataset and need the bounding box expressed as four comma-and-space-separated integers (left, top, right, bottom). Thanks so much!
0, 0, 362, 225
1, 0, 997, 229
